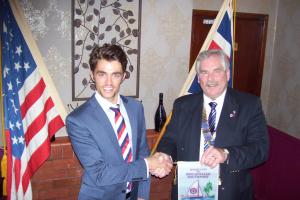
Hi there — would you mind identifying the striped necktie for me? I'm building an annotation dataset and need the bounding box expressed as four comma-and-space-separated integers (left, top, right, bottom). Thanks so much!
204, 102, 217, 151
110, 107, 133, 163
110, 107, 133, 192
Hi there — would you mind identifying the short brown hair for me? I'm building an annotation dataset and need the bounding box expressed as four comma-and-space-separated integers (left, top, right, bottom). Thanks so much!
89, 43, 127, 72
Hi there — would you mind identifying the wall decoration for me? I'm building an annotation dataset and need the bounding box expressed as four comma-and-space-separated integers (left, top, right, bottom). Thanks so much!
72, 0, 142, 100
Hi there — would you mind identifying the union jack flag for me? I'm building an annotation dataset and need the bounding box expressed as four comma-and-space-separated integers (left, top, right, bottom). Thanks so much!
1, 0, 65, 199
180, 0, 233, 95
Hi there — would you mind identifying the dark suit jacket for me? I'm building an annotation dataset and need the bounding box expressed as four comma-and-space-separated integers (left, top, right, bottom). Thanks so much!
157, 88, 269, 200
66, 95, 150, 200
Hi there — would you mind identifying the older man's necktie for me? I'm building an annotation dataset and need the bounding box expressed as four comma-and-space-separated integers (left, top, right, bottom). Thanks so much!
110, 107, 132, 191
204, 102, 217, 151
208, 102, 217, 133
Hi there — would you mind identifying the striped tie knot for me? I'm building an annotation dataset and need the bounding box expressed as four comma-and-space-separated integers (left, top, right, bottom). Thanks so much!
110, 107, 121, 122
209, 102, 217, 110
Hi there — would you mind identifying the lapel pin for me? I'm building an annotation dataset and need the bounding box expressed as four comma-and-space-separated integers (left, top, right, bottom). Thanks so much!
230, 110, 236, 118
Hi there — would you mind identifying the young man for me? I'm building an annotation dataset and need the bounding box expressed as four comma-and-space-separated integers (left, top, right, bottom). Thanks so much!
66, 44, 172, 200
157, 49, 269, 200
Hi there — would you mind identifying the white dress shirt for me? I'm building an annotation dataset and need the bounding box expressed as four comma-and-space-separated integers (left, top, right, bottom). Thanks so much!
199, 89, 227, 159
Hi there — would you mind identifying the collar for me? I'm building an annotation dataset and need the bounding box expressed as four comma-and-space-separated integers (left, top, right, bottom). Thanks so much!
95, 91, 122, 110
203, 88, 227, 106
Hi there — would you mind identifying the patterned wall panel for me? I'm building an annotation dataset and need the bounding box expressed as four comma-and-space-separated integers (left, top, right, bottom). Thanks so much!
19, 0, 193, 134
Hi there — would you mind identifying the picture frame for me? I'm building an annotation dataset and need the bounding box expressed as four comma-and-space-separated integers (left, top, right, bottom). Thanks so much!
71, 0, 142, 101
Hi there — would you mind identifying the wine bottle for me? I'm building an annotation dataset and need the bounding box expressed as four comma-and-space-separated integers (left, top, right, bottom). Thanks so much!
154, 93, 167, 132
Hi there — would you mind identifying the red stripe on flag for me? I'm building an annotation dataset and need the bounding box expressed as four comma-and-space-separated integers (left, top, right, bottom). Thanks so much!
20, 78, 46, 118
208, 40, 222, 50
48, 116, 64, 138
5, 130, 12, 200
22, 113, 64, 194
209, 40, 231, 60
25, 97, 54, 144
22, 136, 51, 194
21, 169, 30, 197
14, 159, 21, 194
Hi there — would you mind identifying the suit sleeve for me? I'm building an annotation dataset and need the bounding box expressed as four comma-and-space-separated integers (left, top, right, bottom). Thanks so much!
66, 113, 148, 187
226, 98, 269, 170
136, 104, 151, 199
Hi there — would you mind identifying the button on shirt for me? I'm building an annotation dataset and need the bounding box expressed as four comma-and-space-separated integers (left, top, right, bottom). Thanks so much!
199, 89, 227, 159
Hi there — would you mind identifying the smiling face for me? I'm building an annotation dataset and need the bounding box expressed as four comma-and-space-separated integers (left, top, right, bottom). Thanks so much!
198, 55, 230, 100
91, 59, 125, 104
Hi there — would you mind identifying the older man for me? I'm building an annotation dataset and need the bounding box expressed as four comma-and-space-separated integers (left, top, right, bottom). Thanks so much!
157, 49, 269, 200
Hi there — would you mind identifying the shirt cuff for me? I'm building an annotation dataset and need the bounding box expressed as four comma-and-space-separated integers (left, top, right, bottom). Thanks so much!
144, 158, 149, 178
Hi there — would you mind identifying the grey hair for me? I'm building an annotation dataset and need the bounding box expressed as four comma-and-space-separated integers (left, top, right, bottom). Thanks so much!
196, 49, 230, 75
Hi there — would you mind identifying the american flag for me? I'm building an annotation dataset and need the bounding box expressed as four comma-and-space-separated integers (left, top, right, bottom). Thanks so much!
1, 0, 65, 199
180, 0, 233, 95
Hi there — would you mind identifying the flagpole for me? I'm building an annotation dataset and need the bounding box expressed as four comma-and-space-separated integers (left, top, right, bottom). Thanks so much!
151, 0, 231, 155
232, 0, 237, 88
151, 112, 172, 155
0, 32, 8, 197
9, 0, 67, 121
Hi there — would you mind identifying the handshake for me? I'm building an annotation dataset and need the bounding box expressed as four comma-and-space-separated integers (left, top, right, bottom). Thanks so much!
146, 152, 173, 178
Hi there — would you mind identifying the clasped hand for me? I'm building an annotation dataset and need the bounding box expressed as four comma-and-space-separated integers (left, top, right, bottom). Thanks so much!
146, 152, 173, 178
200, 146, 228, 168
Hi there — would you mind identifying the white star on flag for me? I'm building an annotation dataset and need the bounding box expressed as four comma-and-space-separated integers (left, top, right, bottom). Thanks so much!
16, 121, 22, 130
9, 121, 15, 130
3, 21, 7, 33
12, 136, 18, 145
9, 99, 18, 114
16, 45, 22, 56
24, 62, 30, 71
18, 136, 25, 144
7, 82, 13, 91
15, 61, 22, 71
3, 65, 10, 78
13, 106, 19, 114
16, 78, 21, 86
